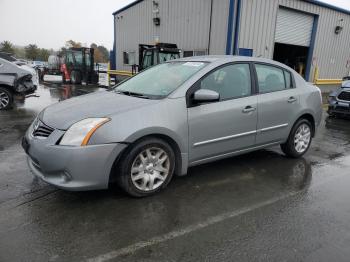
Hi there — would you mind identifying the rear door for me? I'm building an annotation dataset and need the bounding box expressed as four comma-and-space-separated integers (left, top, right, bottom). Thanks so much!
187, 63, 258, 163
254, 63, 300, 145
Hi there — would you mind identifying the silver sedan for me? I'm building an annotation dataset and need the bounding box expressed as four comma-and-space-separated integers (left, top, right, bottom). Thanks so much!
23, 56, 323, 197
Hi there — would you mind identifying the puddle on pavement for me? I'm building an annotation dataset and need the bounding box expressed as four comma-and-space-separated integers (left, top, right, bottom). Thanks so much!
13, 83, 105, 115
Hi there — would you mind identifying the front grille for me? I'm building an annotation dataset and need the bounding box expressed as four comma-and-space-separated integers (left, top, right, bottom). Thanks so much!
338, 91, 350, 101
335, 106, 350, 112
32, 120, 55, 138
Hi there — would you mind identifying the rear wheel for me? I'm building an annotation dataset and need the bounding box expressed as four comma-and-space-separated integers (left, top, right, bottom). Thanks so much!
0, 87, 13, 110
281, 119, 312, 158
116, 138, 175, 197
70, 71, 82, 85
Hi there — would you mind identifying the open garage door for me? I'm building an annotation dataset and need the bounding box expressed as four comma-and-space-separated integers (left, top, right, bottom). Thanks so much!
273, 8, 315, 78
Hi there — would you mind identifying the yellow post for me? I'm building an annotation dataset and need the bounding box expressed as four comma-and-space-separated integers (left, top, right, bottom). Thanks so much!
313, 66, 319, 84
107, 62, 111, 86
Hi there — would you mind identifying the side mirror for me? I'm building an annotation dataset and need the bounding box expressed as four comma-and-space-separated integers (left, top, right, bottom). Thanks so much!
193, 89, 220, 103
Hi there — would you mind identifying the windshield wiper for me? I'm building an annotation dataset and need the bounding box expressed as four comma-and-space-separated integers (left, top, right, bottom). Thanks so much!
115, 90, 150, 99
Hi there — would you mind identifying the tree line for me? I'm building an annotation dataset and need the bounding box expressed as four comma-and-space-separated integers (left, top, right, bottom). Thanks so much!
0, 40, 110, 63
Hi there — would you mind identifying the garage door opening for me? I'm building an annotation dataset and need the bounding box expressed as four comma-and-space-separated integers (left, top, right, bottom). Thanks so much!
274, 8, 315, 80
273, 43, 309, 78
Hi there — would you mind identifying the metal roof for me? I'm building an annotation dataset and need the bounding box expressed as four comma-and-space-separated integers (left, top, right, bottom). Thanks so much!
112, 0, 350, 16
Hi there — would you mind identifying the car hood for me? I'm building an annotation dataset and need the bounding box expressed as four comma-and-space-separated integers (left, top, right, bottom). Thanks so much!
0, 58, 32, 78
39, 90, 159, 130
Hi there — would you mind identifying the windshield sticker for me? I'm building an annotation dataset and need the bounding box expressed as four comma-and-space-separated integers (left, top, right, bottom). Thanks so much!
183, 62, 204, 67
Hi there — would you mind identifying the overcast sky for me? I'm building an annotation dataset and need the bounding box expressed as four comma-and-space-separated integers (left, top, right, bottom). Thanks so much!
0, 0, 349, 51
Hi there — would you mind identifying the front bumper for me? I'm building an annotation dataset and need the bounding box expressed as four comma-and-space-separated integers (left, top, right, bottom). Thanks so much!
328, 101, 350, 115
22, 123, 127, 191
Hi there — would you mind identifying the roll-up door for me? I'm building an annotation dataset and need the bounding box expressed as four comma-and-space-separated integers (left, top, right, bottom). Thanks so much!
275, 8, 314, 47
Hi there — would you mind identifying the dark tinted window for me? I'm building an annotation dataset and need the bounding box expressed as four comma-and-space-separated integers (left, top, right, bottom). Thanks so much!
200, 63, 251, 100
123, 51, 136, 65
183, 51, 194, 57
255, 64, 285, 93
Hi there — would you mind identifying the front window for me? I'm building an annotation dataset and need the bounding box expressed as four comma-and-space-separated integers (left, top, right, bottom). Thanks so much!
73, 51, 83, 66
158, 52, 180, 63
116, 61, 207, 98
142, 50, 153, 69
200, 63, 252, 100
85, 53, 91, 67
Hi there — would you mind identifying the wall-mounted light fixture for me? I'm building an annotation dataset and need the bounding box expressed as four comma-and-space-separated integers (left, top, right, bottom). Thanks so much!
152, 1, 160, 26
335, 26, 343, 34
335, 18, 344, 34
152, 1, 159, 13
153, 17, 160, 26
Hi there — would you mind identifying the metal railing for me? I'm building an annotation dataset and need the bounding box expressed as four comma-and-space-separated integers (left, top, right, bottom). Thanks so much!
313, 66, 342, 85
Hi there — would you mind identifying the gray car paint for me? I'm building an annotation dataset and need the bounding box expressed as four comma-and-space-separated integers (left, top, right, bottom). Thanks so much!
24, 56, 323, 191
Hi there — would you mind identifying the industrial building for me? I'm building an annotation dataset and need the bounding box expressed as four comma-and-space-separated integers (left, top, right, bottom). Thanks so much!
112, 0, 350, 81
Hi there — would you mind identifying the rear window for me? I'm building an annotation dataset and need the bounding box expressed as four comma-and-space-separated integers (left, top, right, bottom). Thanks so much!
255, 64, 293, 93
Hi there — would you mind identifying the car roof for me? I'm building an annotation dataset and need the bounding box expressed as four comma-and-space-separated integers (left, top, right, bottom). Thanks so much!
174, 55, 293, 71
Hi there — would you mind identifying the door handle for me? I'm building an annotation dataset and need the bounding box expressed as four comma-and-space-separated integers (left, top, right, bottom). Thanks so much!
287, 96, 297, 103
242, 106, 256, 113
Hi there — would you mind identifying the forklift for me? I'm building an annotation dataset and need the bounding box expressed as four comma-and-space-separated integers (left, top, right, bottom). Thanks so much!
60, 47, 99, 85
43, 47, 98, 85
132, 43, 181, 73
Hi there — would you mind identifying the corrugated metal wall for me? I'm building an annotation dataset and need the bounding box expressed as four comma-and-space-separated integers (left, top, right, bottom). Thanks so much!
115, 0, 350, 78
238, 0, 350, 79
114, 0, 230, 70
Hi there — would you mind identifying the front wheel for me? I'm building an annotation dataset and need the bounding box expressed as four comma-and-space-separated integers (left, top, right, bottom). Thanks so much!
116, 138, 175, 197
281, 119, 312, 158
0, 87, 13, 110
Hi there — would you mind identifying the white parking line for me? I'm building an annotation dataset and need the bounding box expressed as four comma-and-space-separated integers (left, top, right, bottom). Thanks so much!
86, 190, 300, 262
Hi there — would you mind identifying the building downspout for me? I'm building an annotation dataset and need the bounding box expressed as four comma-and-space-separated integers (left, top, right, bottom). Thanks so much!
208, 0, 214, 55
112, 15, 117, 70
233, 0, 241, 55
226, 0, 235, 55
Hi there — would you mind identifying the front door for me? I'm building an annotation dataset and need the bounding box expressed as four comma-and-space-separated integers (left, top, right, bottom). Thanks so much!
188, 63, 258, 163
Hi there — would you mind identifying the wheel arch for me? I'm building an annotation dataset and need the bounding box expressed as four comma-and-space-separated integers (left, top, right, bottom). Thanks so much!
295, 113, 316, 137
0, 84, 14, 93
109, 133, 184, 186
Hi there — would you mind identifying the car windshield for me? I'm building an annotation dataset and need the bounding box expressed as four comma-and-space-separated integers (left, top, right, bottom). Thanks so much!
115, 61, 207, 98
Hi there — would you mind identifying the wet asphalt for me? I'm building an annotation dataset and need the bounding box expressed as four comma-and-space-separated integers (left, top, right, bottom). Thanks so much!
0, 83, 350, 262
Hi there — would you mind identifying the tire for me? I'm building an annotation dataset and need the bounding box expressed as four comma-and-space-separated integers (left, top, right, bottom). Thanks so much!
70, 71, 82, 85
281, 119, 313, 158
0, 87, 13, 110
116, 137, 176, 197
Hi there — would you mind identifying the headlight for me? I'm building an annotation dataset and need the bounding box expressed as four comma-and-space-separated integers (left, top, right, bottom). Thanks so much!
60, 118, 110, 146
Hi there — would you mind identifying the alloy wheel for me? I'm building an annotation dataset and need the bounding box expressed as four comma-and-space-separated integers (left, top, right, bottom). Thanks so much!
0, 91, 10, 109
131, 147, 170, 192
294, 124, 311, 153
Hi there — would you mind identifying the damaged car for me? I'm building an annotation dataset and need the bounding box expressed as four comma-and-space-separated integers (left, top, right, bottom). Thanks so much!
328, 80, 350, 117
0, 57, 37, 110
0, 52, 39, 88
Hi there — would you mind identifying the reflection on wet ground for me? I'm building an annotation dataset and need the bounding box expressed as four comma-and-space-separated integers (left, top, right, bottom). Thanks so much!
1, 83, 350, 261
15, 83, 106, 115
